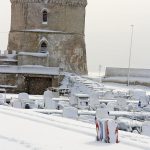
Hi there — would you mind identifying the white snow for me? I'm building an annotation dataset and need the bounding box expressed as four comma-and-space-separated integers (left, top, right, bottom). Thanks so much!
18, 93, 29, 101
43, 90, 53, 109
102, 82, 150, 95
96, 108, 109, 119
103, 76, 150, 85
0, 85, 17, 88
74, 93, 89, 97
0, 94, 5, 104
0, 53, 16, 58
0, 58, 17, 62
0, 105, 150, 150
142, 121, 150, 136
0, 65, 59, 75
4, 93, 43, 101
12, 99, 22, 108
22, 29, 65, 33
1, 73, 150, 149
108, 119, 118, 143
63, 107, 78, 119
0, 53, 17, 62
18, 52, 49, 57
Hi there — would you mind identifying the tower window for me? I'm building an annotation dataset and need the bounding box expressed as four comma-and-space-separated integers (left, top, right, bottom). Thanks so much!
40, 42, 47, 53
43, 10, 48, 23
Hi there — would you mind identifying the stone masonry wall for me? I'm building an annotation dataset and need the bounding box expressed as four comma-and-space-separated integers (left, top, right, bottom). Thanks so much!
7, 0, 88, 75
8, 32, 87, 74
18, 55, 49, 66
10, 2, 86, 34
0, 73, 58, 94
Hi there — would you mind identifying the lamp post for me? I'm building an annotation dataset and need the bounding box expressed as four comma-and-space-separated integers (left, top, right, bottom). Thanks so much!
127, 25, 134, 86
99, 65, 102, 83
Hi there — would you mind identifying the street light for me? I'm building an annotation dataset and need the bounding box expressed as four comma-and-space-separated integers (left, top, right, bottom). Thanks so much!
127, 25, 134, 86
99, 65, 102, 83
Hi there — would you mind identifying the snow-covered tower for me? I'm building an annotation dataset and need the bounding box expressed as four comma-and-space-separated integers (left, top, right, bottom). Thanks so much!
7, 0, 88, 74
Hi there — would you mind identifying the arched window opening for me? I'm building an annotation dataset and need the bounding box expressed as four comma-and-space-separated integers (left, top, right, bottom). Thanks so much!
43, 10, 48, 23
40, 42, 47, 53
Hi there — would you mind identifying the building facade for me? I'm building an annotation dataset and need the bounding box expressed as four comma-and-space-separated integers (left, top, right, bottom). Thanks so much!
8, 0, 88, 74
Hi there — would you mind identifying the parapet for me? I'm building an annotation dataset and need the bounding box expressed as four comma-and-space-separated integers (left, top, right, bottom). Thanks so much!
10, 0, 87, 7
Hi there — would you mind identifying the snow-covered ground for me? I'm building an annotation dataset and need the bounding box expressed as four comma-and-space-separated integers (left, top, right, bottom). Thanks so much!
1, 73, 150, 149
104, 82, 150, 93
0, 105, 150, 150
88, 72, 150, 94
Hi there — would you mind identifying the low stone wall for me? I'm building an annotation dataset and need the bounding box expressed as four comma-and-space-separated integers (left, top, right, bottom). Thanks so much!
105, 67, 150, 78
0, 73, 59, 94
8, 32, 87, 74
0, 74, 17, 87
0, 61, 17, 65
18, 54, 49, 66
103, 67, 150, 86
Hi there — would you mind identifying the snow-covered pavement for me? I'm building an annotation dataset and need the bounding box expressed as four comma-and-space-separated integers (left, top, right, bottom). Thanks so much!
0, 106, 150, 150
104, 82, 150, 94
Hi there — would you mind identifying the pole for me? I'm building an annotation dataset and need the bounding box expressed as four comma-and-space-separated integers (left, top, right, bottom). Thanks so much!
127, 25, 134, 86
99, 65, 102, 83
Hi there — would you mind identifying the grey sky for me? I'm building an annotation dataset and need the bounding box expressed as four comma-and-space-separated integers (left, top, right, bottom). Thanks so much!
0, 0, 150, 73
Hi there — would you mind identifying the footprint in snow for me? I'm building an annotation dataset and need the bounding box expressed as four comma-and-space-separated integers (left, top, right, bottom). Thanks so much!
0, 134, 43, 150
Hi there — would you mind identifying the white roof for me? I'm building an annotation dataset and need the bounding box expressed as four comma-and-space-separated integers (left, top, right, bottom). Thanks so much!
22, 29, 66, 34
0, 54, 17, 62
0, 88, 6, 92
0, 65, 59, 75
74, 93, 89, 98
18, 52, 49, 57
52, 97, 69, 101
0, 85, 17, 88
0, 58, 17, 62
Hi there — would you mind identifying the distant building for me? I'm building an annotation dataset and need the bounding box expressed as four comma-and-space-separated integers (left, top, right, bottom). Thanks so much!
0, 0, 88, 94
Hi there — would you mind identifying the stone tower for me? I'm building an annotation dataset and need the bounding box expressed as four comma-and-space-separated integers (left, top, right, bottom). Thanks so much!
8, 0, 88, 74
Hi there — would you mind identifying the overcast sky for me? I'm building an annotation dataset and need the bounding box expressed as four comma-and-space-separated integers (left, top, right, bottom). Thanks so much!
0, 0, 150, 73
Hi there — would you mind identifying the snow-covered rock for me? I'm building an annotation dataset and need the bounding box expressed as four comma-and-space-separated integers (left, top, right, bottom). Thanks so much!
142, 121, 150, 136
89, 93, 99, 110
129, 89, 146, 97
103, 90, 114, 99
18, 93, 29, 101
107, 102, 116, 111
69, 93, 90, 109
96, 108, 109, 119
12, 99, 22, 108
44, 90, 53, 109
116, 98, 127, 111
0, 94, 5, 105
63, 107, 78, 119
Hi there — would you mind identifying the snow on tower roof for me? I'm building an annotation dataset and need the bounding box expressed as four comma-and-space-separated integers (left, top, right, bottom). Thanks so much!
0, 65, 59, 75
